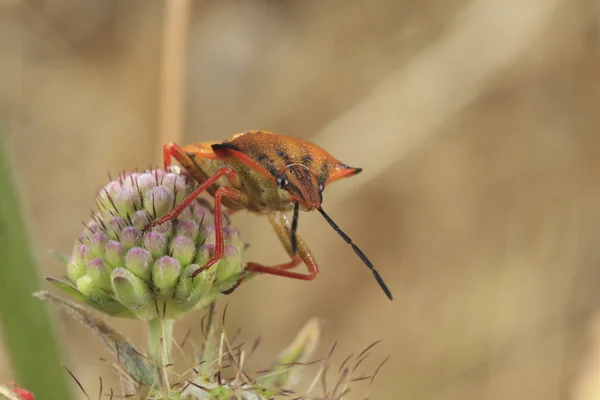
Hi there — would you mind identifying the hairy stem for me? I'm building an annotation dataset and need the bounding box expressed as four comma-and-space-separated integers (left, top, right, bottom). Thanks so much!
147, 317, 174, 391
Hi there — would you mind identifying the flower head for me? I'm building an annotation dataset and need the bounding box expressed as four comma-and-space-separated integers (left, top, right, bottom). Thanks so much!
47, 167, 246, 319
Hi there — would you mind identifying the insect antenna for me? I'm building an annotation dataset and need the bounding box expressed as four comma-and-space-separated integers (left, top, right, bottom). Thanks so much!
317, 208, 393, 300
291, 200, 300, 255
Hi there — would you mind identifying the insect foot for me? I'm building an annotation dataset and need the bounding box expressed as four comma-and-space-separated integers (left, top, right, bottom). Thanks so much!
46, 167, 247, 320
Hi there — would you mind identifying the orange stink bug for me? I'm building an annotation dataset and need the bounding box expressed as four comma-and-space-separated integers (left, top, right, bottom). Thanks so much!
143, 131, 392, 300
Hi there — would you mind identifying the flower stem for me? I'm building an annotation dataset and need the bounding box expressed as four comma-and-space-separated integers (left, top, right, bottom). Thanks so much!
147, 317, 174, 391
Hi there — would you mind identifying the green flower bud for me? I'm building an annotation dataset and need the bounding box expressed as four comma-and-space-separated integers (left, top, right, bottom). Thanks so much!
174, 264, 215, 310
124, 247, 153, 281
173, 263, 198, 301
175, 219, 200, 241
106, 216, 125, 240
88, 232, 109, 258
104, 240, 124, 268
195, 243, 214, 266
114, 186, 141, 216
111, 268, 156, 320
193, 205, 214, 224
67, 254, 86, 282
152, 256, 181, 296
143, 186, 174, 220
135, 171, 157, 193
214, 245, 242, 284
72, 244, 90, 267
86, 258, 111, 291
143, 231, 168, 258
152, 218, 173, 237
131, 210, 151, 230
121, 227, 141, 249
76, 275, 98, 297
201, 224, 216, 245
47, 167, 247, 319
170, 236, 196, 265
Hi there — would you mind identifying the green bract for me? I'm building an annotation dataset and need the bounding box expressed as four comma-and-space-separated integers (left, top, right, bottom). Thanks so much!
47, 167, 245, 319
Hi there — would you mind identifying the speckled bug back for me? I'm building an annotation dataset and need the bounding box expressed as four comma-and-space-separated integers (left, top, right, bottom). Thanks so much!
216, 131, 361, 185
211, 131, 362, 211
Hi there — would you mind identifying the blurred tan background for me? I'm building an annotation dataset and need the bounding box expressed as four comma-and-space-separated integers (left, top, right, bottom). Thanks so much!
2, 0, 600, 399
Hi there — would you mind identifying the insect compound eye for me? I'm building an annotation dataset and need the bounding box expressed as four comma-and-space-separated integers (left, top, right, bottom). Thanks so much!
276, 174, 289, 189
318, 182, 325, 192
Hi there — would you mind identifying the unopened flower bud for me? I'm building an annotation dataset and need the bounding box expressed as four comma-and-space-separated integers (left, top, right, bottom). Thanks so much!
89, 232, 109, 258
106, 216, 125, 239
201, 225, 216, 245
124, 247, 153, 281
152, 256, 181, 296
143, 231, 168, 258
111, 268, 155, 320
135, 172, 157, 194
120, 227, 140, 249
104, 240, 124, 268
113, 186, 141, 217
73, 244, 90, 266
86, 258, 111, 291
193, 206, 213, 225
47, 167, 247, 319
144, 186, 174, 220
174, 264, 216, 313
214, 245, 243, 284
67, 256, 86, 282
161, 173, 189, 204
175, 219, 200, 241
131, 210, 151, 231
170, 236, 196, 265
195, 243, 214, 266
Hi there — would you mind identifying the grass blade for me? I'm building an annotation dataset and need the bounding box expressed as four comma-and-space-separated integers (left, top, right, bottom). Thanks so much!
0, 132, 74, 399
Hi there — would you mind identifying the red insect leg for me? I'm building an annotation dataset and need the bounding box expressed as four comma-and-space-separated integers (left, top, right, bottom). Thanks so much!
162, 142, 211, 184
192, 187, 316, 279
163, 143, 177, 168
142, 167, 237, 231
221, 212, 319, 295
244, 213, 318, 280
192, 186, 249, 276
221, 256, 302, 295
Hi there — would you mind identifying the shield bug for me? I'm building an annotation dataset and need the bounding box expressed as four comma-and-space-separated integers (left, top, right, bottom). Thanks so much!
143, 131, 392, 300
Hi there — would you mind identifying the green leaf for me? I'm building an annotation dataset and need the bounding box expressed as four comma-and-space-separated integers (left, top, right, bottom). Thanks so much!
35, 291, 158, 388
46, 276, 134, 317
0, 132, 74, 399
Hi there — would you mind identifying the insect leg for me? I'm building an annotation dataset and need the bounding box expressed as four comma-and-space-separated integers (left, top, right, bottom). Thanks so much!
242, 212, 319, 280
219, 212, 313, 296
163, 143, 179, 168
162, 142, 214, 186
191, 186, 251, 277
164, 142, 201, 169
142, 167, 237, 231
266, 212, 304, 269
